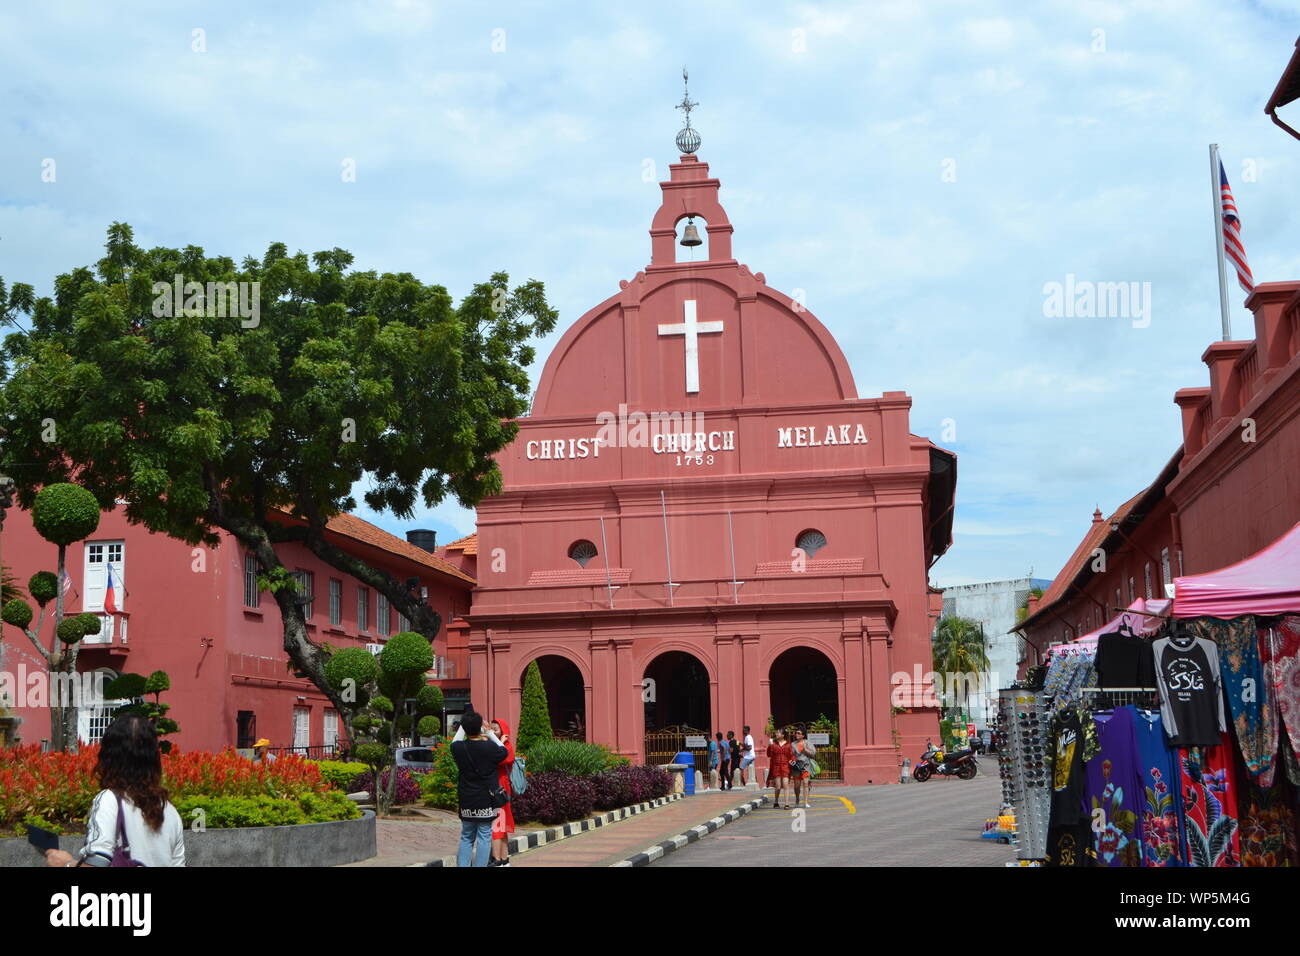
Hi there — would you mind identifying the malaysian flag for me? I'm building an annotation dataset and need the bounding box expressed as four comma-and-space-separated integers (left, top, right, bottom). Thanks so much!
1219, 160, 1255, 294
61, 569, 74, 597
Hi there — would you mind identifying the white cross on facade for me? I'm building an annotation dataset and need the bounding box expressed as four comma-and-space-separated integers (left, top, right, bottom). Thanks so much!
658, 299, 723, 394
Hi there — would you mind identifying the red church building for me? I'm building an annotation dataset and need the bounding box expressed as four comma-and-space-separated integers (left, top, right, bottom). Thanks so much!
461, 144, 957, 785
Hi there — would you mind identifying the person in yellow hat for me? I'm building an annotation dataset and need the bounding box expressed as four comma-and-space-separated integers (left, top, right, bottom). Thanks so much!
251, 738, 277, 765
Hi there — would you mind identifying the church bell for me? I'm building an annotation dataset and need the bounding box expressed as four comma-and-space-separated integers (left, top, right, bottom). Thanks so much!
680, 219, 703, 247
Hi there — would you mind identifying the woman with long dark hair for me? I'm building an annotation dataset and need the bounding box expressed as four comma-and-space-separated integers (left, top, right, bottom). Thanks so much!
45, 714, 186, 867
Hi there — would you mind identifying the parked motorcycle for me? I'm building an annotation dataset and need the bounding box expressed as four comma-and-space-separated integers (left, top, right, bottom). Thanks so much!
912, 746, 978, 781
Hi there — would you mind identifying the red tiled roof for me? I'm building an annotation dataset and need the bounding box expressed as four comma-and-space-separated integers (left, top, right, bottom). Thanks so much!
1018, 490, 1145, 631
321, 513, 476, 586
443, 532, 478, 556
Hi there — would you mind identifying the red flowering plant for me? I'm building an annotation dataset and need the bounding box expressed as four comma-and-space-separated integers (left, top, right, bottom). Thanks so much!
1, 744, 331, 833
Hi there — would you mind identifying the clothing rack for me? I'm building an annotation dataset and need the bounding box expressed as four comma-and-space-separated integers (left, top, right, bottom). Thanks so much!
1079, 687, 1160, 710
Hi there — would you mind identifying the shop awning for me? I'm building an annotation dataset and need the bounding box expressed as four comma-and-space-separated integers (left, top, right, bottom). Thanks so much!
1172, 520, 1300, 618
1046, 597, 1170, 656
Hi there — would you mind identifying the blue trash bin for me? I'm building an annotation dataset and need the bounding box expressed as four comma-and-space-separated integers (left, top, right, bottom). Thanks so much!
674, 752, 696, 794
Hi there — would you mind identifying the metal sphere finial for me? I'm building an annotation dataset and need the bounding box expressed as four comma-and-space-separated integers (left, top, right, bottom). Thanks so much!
674, 67, 700, 154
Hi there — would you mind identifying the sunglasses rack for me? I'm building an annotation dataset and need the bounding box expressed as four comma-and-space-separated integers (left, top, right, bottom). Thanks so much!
1000, 688, 1050, 861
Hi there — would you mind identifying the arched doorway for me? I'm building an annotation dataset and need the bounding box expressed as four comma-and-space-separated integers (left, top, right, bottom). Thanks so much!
531, 655, 586, 741
642, 650, 711, 772
769, 646, 841, 779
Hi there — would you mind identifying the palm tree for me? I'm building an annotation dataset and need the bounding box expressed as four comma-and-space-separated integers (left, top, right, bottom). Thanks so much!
2, 566, 20, 604
932, 615, 991, 723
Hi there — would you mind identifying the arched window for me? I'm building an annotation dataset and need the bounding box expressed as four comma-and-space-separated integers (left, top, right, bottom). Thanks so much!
795, 529, 827, 558
568, 540, 598, 568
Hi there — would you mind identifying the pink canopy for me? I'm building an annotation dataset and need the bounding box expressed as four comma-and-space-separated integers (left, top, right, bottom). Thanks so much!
1046, 598, 1170, 657
1173, 521, 1300, 618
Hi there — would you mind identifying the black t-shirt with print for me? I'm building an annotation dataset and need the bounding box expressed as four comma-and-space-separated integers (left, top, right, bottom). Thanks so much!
1049, 709, 1088, 827
1153, 635, 1226, 748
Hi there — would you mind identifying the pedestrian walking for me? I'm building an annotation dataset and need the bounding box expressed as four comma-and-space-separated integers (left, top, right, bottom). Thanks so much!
740, 725, 756, 786
45, 714, 186, 867
450, 712, 508, 868
791, 728, 817, 808
713, 732, 731, 790
766, 728, 793, 809
727, 731, 741, 788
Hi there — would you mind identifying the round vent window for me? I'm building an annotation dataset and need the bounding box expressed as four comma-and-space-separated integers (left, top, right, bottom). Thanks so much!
568, 540, 598, 568
795, 529, 827, 559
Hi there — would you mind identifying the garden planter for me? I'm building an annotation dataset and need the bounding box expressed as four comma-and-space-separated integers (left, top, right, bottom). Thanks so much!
0, 810, 375, 867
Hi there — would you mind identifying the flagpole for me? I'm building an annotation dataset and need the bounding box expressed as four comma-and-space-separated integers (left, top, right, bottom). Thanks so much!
1209, 143, 1232, 340
660, 490, 676, 607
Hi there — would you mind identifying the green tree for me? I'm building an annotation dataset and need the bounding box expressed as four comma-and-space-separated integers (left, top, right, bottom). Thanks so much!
104, 669, 180, 752
931, 615, 991, 725
0, 224, 557, 731
516, 660, 552, 755
0, 483, 102, 750
324, 635, 445, 814
1016, 586, 1045, 624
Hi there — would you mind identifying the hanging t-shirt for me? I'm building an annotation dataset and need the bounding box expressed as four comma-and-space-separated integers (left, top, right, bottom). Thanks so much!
1045, 821, 1095, 867
1133, 709, 1183, 867
1049, 708, 1089, 827
1094, 632, 1157, 689
1085, 707, 1144, 867
1153, 633, 1226, 747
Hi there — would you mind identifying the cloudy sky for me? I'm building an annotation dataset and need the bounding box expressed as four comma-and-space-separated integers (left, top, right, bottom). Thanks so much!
3, 0, 1298, 586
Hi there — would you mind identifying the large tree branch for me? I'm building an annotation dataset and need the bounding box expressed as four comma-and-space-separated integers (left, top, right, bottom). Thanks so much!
289, 518, 442, 642
208, 501, 353, 727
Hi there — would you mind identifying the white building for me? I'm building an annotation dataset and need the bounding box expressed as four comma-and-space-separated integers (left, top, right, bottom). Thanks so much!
938, 577, 1052, 728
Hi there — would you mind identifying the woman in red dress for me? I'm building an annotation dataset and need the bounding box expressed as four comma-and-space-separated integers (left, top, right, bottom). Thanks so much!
490, 718, 515, 867
766, 728, 794, 809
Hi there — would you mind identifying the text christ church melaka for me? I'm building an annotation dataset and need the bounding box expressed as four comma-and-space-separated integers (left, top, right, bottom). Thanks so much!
461, 145, 956, 786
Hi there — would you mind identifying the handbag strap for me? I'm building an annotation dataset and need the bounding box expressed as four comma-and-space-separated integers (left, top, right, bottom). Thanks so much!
113, 791, 131, 853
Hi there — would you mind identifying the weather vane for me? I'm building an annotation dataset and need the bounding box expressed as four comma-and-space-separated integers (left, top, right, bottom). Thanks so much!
675, 67, 701, 154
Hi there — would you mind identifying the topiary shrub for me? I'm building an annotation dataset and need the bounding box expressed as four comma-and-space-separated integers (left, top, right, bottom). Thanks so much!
30, 484, 101, 547
27, 571, 58, 607
2, 598, 33, 630
104, 673, 148, 700
379, 631, 433, 678
324, 646, 378, 695
56, 617, 85, 644
416, 715, 439, 739
415, 683, 443, 715
516, 659, 553, 754
144, 670, 170, 694
75, 612, 101, 636
510, 771, 596, 826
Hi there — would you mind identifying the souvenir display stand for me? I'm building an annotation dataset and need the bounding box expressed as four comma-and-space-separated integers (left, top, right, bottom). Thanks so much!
998, 522, 1300, 867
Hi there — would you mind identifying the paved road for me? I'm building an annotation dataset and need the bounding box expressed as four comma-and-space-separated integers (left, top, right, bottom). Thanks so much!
653, 766, 1017, 867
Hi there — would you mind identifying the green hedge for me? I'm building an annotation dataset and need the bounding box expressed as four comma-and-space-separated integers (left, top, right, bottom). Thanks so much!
523, 739, 620, 777
174, 791, 360, 828
309, 760, 370, 791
